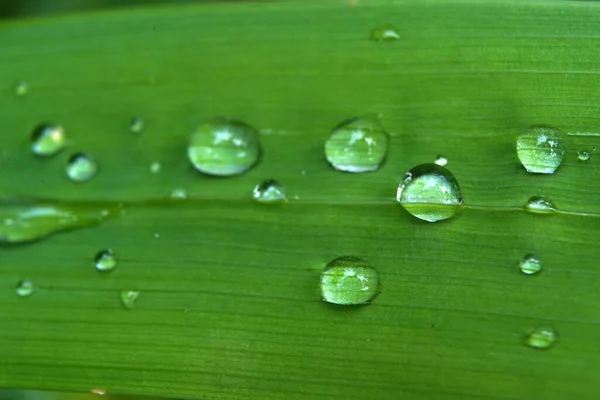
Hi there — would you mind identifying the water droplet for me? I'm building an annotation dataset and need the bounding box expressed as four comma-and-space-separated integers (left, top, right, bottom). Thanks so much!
370, 25, 401, 41
253, 179, 287, 203
170, 188, 188, 199
154, 233, 160, 239
577, 150, 590, 161
16, 280, 34, 297
517, 125, 566, 174
520, 254, 542, 275
149, 162, 161, 174
434, 155, 448, 166
90, 389, 106, 396
524, 326, 557, 349
95, 249, 117, 272
188, 118, 261, 176
66, 153, 98, 182
524, 195, 556, 214
130, 117, 144, 133
31, 124, 67, 157
320, 256, 381, 305
325, 117, 389, 173
120, 290, 139, 309
396, 163, 463, 222
14, 80, 29, 97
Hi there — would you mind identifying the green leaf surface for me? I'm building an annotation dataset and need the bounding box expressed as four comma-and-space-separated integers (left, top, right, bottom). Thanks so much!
1, 1, 600, 399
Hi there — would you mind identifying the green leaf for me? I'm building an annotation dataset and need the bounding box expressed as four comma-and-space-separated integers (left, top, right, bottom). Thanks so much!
1, 1, 600, 399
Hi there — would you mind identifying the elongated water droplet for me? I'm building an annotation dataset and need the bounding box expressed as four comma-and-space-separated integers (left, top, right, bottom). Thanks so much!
320, 256, 381, 305
325, 117, 389, 173
434, 155, 448, 166
121, 290, 139, 309
66, 153, 98, 182
524, 326, 557, 349
524, 195, 556, 214
520, 254, 542, 275
170, 188, 188, 200
396, 163, 463, 222
253, 179, 287, 203
16, 280, 34, 297
370, 25, 401, 41
95, 249, 117, 272
130, 117, 144, 133
149, 162, 161, 174
577, 150, 590, 161
14, 80, 29, 97
31, 124, 67, 157
188, 118, 261, 176
517, 125, 565, 174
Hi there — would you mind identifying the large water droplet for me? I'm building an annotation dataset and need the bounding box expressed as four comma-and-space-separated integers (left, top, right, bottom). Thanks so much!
524, 326, 557, 349
31, 124, 67, 157
66, 153, 98, 182
325, 117, 389, 173
320, 256, 381, 305
524, 195, 556, 214
520, 254, 542, 275
121, 290, 139, 309
16, 280, 34, 297
577, 150, 590, 161
129, 117, 144, 133
253, 179, 287, 203
370, 25, 401, 41
396, 163, 463, 222
95, 249, 117, 272
14, 80, 29, 97
517, 125, 566, 174
188, 118, 261, 176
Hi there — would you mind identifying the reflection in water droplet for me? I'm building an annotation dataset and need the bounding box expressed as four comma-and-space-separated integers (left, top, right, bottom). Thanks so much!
121, 290, 139, 309
31, 124, 67, 157
170, 188, 188, 199
253, 179, 287, 203
524, 196, 556, 214
396, 163, 463, 222
370, 25, 401, 41
325, 117, 389, 173
524, 326, 557, 349
188, 118, 261, 176
66, 153, 98, 182
14, 80, 29, 97
16, 280, 34, 297
577, 150, 590, 161
517, 125, 565, 174
130, 117, 144, 133
320, 256, 381, 305
149, 162, 161, 174
520, 254, 542, 275
95, 249, 117, 272
434, 155, 448, 166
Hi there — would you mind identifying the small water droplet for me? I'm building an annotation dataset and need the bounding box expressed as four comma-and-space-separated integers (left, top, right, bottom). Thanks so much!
396, 163, 463, 222
370, 25, 401, 41
434, 155, 448, 166
154, 233, 160, 239
31, 124, 67, 157
170, 188, 188, 199
524, 326, 557, 349
577, 150, 590, 161
320, 256, 381, 305
130, 117, 144, 133
520, 254, 542, 275
188, 118, 261, 176
95, 249, 117, 272
149, 162, 161, 174
517, 125, 566, 174
325, 117, 389, 173
66, 153, 98, 182
16, 280, 34, 297
253, 179, 287, 203
524, 195, 556, 214
14, 80, 29, 97
90, 389, 106, 396
120, 290, 139, 309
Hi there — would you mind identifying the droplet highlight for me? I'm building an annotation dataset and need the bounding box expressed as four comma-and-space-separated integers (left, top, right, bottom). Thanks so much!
517, 125, 566, 174
130, 117, 144, 133
253, 179, 287, 203
524, 195, 556, 214
16, 280, 34, 297
320, 256, 381, 305
95, 249, 117, 272
520, 254, 542, 275
66, 153, 98, 182
577, 150, 590, 161
370, 25, 401, 41
524, 326, 557, 349
121, 290, 139, 309
31, 124, 67, 157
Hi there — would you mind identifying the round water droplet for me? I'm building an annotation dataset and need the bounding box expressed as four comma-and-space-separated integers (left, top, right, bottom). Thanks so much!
66, 153, 98, 182
396, 163, 463, 222
14, 80, 29, 97
524, 326, 557, 349
253, 179, 287, 203
320, 256, 381, 305
31, 124, 67, 157
130, 117, 144, 133
370, 25, 401, 41
520, 254, 542, 275
524, 195, 556, 214
434, 155, 448, 166
170, 188, 188, 199
577, 150, 590, 161
16, 280, 34, 297
517, 125, 566, 174
188, 118, 261, 176
325, 117, 389, 173
95, 249, 117, 272
121, 290, 139, 309
149, 162, 161, 174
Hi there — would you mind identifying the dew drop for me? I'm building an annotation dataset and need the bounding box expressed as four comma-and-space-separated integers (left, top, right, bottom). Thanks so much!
434, 155, 448, 166
320, 256, 381, 305
325, 117, 389, 173
95, 249, 117, 272
149, 162, 161, 174
129, 117, 144, 133
188, 118, 261, 176
370, 25, 401, 41
16, 280, 34, 297
577, 150, 590, 161
66, 153, 98, 182
31, 124, 67, 157
253, 179, 287, 203
520, 254, 542, 275
517, 125, 565, 174
14, 80, 29, 97
524, 195, 556, 214
121, 290, 139, 309
170, 188, 188, 200
396, 163, 463, 222
524, 326, 557, 349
